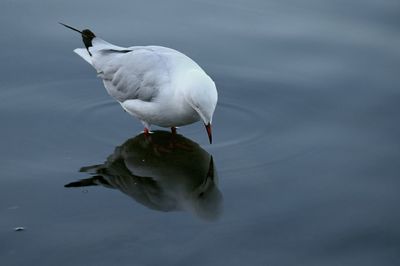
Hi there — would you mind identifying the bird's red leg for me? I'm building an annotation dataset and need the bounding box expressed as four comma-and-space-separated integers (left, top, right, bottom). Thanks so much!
171, 127, 177, 134
144, 127, 150, 136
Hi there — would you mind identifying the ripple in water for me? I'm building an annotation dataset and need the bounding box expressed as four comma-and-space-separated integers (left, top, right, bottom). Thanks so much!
2, 79, 268, 147
69, 91, 271, 148
2, 79, 293, 173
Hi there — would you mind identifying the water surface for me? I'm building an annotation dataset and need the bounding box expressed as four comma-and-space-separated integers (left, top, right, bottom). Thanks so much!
1, 0, 400, 265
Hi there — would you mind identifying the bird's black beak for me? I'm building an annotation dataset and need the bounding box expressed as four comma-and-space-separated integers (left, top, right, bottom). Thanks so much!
205, 123, 212, 144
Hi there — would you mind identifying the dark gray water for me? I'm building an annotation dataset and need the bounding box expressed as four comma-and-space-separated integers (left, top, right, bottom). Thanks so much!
1, 0, 400, 265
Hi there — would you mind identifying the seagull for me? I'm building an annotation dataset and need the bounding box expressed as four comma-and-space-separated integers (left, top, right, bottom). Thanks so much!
60, 23, 218, 143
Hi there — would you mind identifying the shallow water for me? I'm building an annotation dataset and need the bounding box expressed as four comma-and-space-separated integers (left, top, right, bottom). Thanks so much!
1, 0, 400, 265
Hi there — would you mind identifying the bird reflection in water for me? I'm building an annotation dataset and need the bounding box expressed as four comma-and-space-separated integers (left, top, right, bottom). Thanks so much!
65, 131, 223, 221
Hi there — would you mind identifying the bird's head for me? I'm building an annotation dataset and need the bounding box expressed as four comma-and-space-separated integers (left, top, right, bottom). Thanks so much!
184, 70, 218, 144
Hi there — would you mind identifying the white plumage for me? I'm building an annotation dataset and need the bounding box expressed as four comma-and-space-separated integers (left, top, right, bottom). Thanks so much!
62, 24, 217, 143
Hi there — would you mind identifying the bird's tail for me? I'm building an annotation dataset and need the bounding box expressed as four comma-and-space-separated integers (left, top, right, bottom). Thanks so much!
73, 48, 92, 65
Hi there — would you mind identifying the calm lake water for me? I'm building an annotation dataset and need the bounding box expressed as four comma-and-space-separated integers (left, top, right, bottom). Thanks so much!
1, 0, 400, 265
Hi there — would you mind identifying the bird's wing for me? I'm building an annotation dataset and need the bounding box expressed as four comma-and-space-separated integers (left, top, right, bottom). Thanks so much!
90, 45, 172, 103
90, 38, 128, 53
73, 37, 130, 66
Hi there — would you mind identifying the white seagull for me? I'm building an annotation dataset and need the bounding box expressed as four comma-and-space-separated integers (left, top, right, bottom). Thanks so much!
61, 23, 218, 143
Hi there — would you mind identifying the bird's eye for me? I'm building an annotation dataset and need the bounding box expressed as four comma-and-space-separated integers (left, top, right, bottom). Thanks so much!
198, 192, 205, 198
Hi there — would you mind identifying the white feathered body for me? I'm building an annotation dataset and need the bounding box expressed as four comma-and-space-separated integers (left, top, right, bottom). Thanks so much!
74, 38, 217, 128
